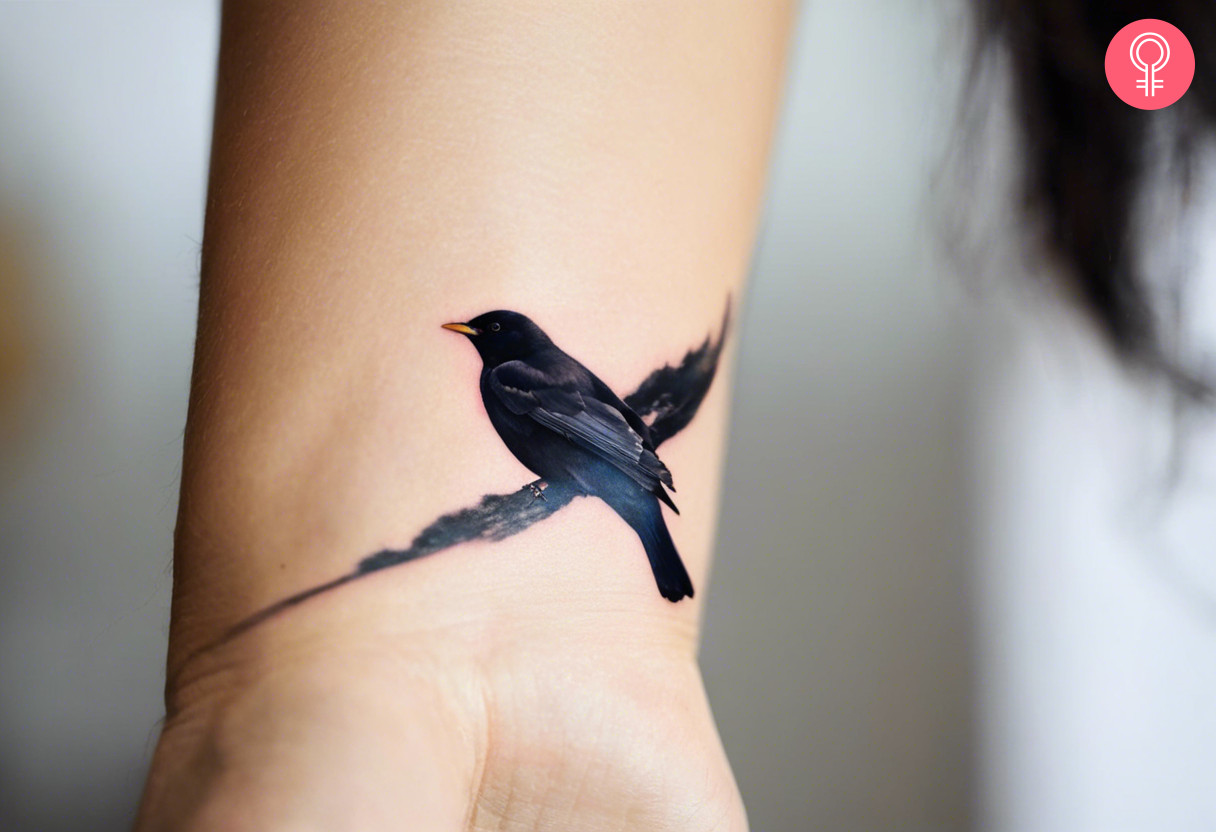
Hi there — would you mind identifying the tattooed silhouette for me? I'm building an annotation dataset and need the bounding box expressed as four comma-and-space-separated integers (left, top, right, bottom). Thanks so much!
225, 299, 731, 638
442, 308, 692, 601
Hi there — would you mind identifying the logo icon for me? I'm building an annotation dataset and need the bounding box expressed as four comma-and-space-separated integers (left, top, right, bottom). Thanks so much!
1106, 20, 1194, 110
1130, 32, 1169, 97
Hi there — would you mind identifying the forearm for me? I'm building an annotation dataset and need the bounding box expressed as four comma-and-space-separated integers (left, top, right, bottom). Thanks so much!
144, 2, 791, 829
172, 0, 787, 674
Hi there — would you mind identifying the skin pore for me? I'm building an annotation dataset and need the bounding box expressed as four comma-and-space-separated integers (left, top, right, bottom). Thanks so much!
136, 3, 792, 831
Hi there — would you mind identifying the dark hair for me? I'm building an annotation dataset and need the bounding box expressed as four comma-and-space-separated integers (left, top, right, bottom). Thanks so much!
974, 1, 1216, 394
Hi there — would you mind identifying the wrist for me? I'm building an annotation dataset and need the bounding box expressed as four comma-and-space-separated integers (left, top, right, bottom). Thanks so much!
144, 562, 717, 832
141, 633, 481, 832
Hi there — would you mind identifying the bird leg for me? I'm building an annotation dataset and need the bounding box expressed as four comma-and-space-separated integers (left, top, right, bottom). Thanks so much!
524, 479, 548, 501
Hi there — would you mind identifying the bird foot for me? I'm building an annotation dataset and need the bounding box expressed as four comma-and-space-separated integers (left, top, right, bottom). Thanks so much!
525, 480, 548, 501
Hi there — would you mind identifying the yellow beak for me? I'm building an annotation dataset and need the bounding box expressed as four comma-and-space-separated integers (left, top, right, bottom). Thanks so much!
441, 323, 480, 336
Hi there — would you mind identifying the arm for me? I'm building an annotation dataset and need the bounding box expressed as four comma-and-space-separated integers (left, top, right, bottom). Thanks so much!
137, 2, 792, 830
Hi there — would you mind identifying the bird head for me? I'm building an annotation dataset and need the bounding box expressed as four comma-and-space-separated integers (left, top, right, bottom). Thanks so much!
442, 310, 553, 365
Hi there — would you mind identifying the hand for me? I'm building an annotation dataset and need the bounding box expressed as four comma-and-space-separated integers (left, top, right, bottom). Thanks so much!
136, 577, 746, 832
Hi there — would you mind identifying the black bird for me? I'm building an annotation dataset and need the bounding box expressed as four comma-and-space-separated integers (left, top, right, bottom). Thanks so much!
442, 311, 694, 601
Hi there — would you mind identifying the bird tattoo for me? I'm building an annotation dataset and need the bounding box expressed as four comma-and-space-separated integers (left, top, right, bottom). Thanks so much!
206, 302, 726, 652
442, 311, 694, 601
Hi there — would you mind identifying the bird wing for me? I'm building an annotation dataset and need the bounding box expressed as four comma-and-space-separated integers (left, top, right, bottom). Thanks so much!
488, 360, 676, 500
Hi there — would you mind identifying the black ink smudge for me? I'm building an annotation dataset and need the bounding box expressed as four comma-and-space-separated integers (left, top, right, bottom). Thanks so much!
221, 298, 731, 641
625, 299, 732, 448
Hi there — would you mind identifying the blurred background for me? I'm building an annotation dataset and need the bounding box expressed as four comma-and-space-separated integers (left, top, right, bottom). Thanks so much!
1, 2, 1212, 831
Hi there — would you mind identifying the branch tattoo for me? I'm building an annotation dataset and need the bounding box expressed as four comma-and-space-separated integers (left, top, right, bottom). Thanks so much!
226, 300, 731, 638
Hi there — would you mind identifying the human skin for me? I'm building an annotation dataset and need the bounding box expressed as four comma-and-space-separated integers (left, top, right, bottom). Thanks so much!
135, 2, 793, 830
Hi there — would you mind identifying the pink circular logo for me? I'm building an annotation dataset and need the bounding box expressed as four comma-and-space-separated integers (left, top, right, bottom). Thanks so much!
1106, 19, 1195, 110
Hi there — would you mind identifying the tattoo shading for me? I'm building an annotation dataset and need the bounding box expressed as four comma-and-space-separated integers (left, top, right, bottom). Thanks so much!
225, 299, 731, 638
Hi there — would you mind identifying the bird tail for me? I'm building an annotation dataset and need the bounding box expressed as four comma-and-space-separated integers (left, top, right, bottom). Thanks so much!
623, 498, 694, 602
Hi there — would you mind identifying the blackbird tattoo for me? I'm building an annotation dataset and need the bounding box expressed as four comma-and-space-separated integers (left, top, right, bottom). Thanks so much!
214, 300, 729, 647
442, 311, 693, 601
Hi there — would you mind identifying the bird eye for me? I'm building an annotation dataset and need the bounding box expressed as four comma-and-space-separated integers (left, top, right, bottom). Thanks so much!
490, 322, 501, 332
